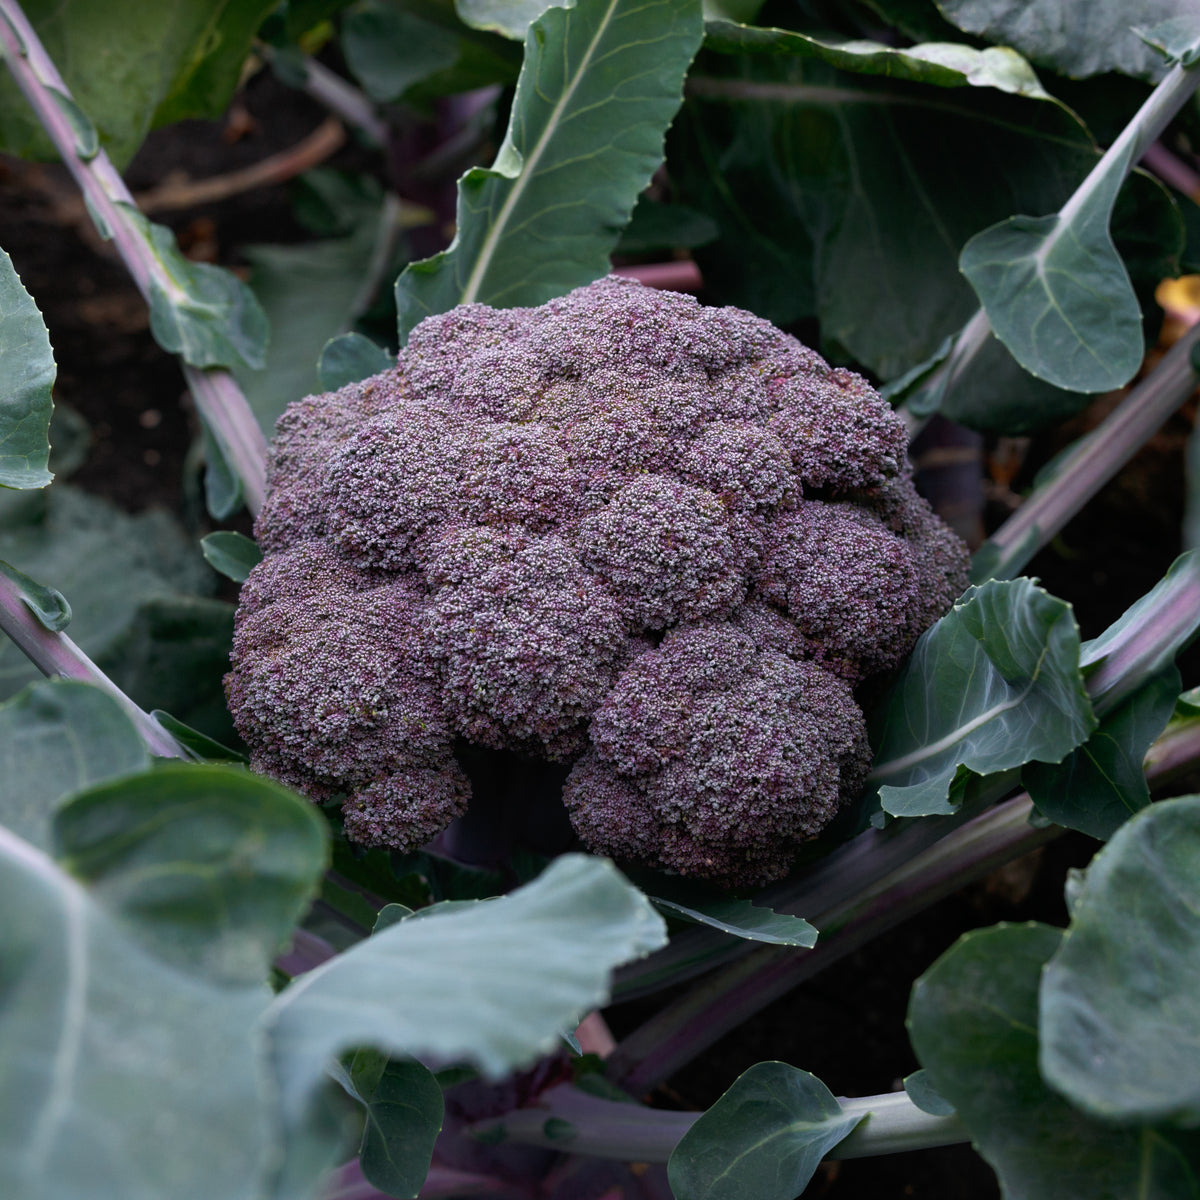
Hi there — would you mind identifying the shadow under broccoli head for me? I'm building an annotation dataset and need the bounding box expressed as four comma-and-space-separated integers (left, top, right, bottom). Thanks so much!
226, 276, 969, 887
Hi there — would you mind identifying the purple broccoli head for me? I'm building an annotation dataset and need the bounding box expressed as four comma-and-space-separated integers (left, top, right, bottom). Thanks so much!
227, 277, 969, 886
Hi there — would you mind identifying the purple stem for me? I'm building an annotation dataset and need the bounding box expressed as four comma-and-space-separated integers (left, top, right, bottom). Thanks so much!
609, 566, 1200, 1091
1142, 140, 1200, 199
978, 319, 1200, 582
289, 53, 389, 148
322, 1159, 528, 1200
0, 571, 186, 759
1081, 549, 1200, 716
0, 0, 268, 513
468, 1083, 966, 1162
607, 790, 1050, 1093
274, 927, 338, 978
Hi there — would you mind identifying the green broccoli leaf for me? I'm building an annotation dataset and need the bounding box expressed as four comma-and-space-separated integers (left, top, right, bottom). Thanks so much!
908, 923, 1200, 1197
394, 0, 704, 340
1023, 666, 1178, 840
0, 1, 277, 168
868, 578, 1096, 816
667, 1062, 864, 1200
0, 766, 328, 1200
0, 248, 54, 490
936, 0, 1191, 82
201, 531, 263, 584
266, 855, 667, 1124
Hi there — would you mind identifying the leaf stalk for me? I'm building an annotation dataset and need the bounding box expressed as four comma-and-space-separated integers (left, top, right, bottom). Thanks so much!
977, 322, 1200, 582
0, 571, 186, 759
0, 0, 269, 513
467, 1083, 967, 1162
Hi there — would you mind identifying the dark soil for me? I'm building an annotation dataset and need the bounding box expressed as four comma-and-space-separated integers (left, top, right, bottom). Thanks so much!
3, 64, 1196, 1200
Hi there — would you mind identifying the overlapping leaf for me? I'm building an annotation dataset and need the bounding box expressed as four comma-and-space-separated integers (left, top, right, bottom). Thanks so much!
673, 47, 1103, 381
0, 0, 278, 167
0, 764, 330, 1200
1041, 795, 1200, 1126
0, 680, 149, 849
909, 923, 1200, 1197
395, 0, 704, 339
267, 855, 667, 1122
935, 0, 1194, 82
667, 1062, 863, 1200
1023, 667, 1178, 839
868, 579, 1096, 817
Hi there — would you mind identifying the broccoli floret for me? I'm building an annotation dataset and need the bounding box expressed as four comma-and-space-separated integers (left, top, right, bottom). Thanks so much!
227, 277, 969, 886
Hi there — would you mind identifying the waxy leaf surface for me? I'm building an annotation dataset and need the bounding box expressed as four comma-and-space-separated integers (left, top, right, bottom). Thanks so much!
869, 579, 1096, 816
1041, 795, 1200, 1126
1023, 667, 1178, 839
667, 1061, 862, 1200
909, 922, 1200, 1198
395, 0, 704, 339
0, 680, 148, 849
935, 0, 1195, 81
267, 854, 667, 1121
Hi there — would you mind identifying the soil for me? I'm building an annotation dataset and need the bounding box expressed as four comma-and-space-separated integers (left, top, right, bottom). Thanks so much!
2, 64, 1196, 1200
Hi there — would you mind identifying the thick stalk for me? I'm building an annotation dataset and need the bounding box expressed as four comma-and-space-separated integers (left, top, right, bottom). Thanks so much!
0, 0, 268, 512
468, 1083, 966, 1162
607, 790, 1049, 1093
612, 784, 1008, 1000
978, 323, 1200, 582
0, 572, 186, 759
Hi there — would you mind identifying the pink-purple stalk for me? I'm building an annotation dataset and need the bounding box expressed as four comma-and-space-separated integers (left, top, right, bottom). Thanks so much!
0, 0, 269, 514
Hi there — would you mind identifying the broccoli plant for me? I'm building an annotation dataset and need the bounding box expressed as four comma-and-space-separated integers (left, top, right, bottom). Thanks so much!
227, 276, 969, 884
3, 1, 1200, 1199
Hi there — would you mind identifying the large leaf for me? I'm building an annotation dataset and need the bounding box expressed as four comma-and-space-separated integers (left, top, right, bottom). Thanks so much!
1040, 795, 1200, 1127
909, 923, 1200, 1198
959, 131, 1144, 394
0, 248, 54, 489
934, 0, 1195, 82
266, 854, 667, 1123
0, 1, 277, 167
666, 1061, 863, 1200
394, 0, 704, 340
0, 680, 149, 850
0, 779, 325, 1200
54, 764, 329, 986
1023, 666, 1178, 840
672, 45, 1106, 380
868, 578, 1096, 817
